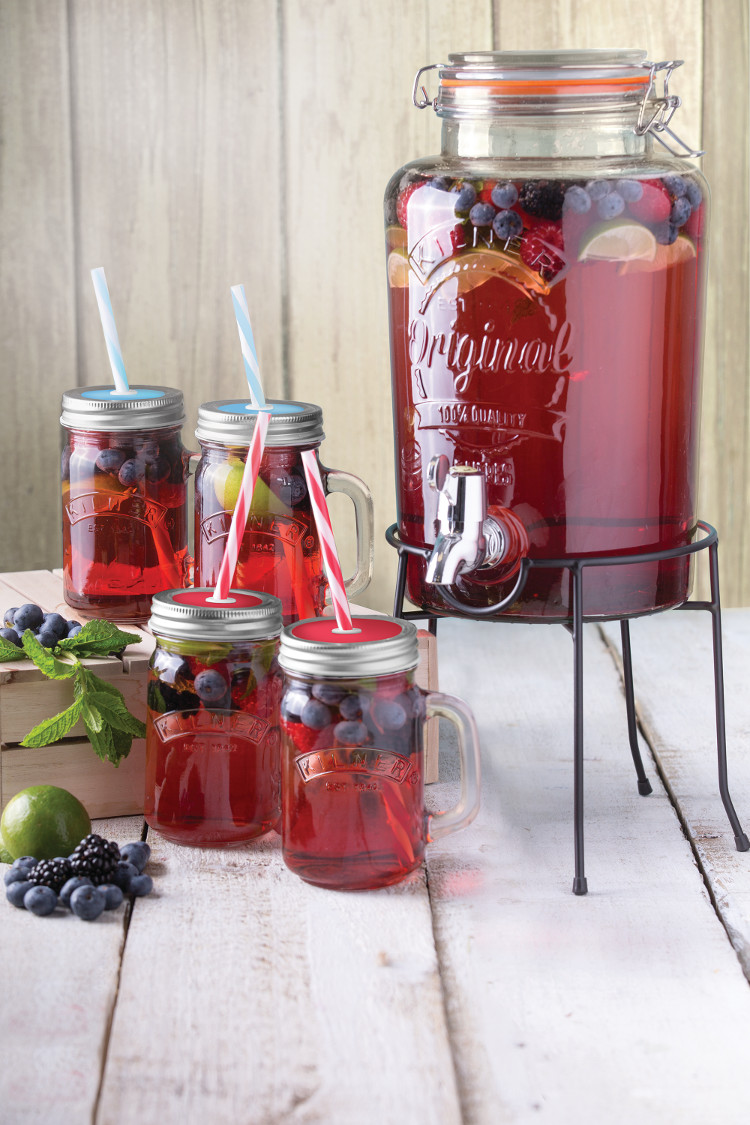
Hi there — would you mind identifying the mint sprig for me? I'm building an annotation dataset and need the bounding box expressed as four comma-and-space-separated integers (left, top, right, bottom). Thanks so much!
16, 620, 146, 765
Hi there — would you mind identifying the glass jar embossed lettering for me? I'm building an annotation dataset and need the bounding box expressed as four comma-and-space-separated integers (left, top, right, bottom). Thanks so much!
145, 588, 283, 847
61, 386, 190, 622
385, 51, 708, 621
194, 400, 374, 625
278, 615, 481, 890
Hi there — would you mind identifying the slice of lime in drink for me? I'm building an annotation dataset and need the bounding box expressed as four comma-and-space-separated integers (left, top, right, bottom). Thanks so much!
578, 221, 657, 262
388, 249, 411, 287
618, 234, 697, 274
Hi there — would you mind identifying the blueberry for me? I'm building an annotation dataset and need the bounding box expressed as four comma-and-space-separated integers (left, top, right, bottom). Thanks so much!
67, 625, 83, 638
281, 687, 309, 722
12, 856, 37, 870
469, 202, 496, 227
111, 861, 139, 891
451, 181, 477, 212
312, 683, 345, 705
70, 884, 106, 921
43, 612, 69, 640
616, 179, 644, 202
430, 176, 449, 191
339, 693, 364, 721
145, 456, 171, 483
685, 179, 703, 208
491, 181, 518, 208
597, 192, 625, 220
333, 720, 369, 746
194, 669, 229, 703
655, 220, 679, 245
671, 196, 692, 226
120, 841, 150, 873
4, 866, 33, 886
0, 627, 22, 647
563, 185, 592, 214
95, 448, 126, 475
663, 174, 687, 198
118, 459, 145, 487
24, 885, 58, 916
370, 698, 408, 731
100, 883, 124, 910
134, 438, 160, 462
13, 604, 43, 632
37, 628, 59, 649
66, 620, 82, 631
300, 698, 332, 730
60, 876, 93, 908
128, 873, 153, 897
491, 209, 524, 241
3, 607, 18, 628
6, 880, 33, 908
585, 179, 611, 200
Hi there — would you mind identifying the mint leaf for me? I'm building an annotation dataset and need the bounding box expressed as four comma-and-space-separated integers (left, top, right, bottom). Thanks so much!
110, 725, 134, 765
80, 699, 103, 733
21, 698, 83, 747
84, 717, 116, 764
58, 620, 141, 657
21, 631, 77, 679
0, 638, 25, 662
87, 691, 146, 737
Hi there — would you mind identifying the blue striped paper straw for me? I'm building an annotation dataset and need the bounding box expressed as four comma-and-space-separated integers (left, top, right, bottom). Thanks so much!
230, 284, 267, 410
90, 267, 132, 395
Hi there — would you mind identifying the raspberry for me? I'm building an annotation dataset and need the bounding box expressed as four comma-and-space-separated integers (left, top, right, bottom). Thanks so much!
396, 182, 424, 228
478, 181, 498, 204
628, 182, 671, 224
520, 222, 565, 278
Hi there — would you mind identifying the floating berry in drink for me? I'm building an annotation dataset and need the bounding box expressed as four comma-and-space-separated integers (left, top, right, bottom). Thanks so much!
194, 669, 229, 704
616, 179, 643, 202
396, 181, 425, 227
628, 181, 671, 224
469, 202, 496, 227
491, 181, 519, 208
118, 458, 145, 487
520, 221, 565, 278
311, 683, 345, 705
370, 698, 408, 732
597, 191, 625, 219
564, 185, 592, 214
685, 179, 703, 208
585, 179, 612, 200
663, 174, 687, 198
339, 693, 365, 720
301, 698, 331, 730
519, 179, 566, 220
671, 196, 692, 227
334, 720, 369, 746
145, 456, 171, 484
95, 448, 126, 475
492, 209, 523, 241
451, 181, 477, 213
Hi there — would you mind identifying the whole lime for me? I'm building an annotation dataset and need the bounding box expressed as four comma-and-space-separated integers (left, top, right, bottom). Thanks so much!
0, 785, 91, 861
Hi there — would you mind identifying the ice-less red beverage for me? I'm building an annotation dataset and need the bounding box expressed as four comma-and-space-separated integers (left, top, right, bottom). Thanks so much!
278, 616, 481, 890
61, 386, 189, 622
145, 588, 283, 847
385, 52, 708, 621
194, 400, 374, 626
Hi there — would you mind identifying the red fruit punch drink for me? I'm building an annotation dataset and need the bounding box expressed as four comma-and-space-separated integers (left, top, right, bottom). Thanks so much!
278, 615, 481, 890
385, 51, 708, 620
194, 400, 374, 626
61, 386, 190, 622
145, 588, 283, 846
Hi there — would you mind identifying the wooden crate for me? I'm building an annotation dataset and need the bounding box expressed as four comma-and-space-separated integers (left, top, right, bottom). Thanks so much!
0, 575, 441, 819
0, 569, 153, 819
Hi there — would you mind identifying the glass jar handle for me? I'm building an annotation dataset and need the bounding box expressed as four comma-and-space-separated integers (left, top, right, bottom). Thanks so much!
184, 450, 201, 587
424, 691, 481, 842
323, 468, 374, 599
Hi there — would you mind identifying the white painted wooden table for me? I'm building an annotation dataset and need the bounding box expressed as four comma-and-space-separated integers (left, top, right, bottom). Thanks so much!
4, 609, 750, 1124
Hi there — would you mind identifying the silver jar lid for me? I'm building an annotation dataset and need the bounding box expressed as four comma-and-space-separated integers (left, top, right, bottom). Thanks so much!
278, 615, 419, 679
196, 399, 325, 448
61, 386, 185, 431
150, 588, 282, 643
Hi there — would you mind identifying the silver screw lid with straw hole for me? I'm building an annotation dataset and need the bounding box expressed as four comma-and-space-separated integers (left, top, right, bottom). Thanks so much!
279, 616, 419, 679
61, 386, 185, 432
196, 399, 325, 448
149, 589, 283, 643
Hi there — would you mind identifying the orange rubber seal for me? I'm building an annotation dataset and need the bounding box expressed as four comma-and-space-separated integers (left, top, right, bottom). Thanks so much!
441, 76, 649, 95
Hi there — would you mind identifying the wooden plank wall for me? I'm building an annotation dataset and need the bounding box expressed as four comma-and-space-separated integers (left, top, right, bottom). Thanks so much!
1, 0, 748, 610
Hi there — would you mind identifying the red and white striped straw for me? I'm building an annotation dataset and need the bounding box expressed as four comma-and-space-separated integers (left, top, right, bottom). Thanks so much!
209, 409, 270, 602
301, 449, 356, 632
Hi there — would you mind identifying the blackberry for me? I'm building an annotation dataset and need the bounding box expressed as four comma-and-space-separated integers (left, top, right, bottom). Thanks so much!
69, 834, 121, 885
518, 180, 566, 221
28, 858, 72, 894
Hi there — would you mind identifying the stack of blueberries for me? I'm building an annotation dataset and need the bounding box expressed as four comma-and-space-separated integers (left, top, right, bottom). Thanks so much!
1, 603, 82, 648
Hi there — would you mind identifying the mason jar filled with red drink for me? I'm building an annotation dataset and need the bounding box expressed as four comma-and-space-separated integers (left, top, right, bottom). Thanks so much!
194, 399, 374, 625
60, 385, 190, 622
145, 587, 283, 847
385, 51, 708, 621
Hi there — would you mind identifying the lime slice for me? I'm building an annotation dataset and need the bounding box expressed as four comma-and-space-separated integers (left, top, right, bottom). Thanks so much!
578, 221, 657, 263
618, 234, 697, 275
386, 225, 408, 253
387, 249, 411, 287
211, 459, 245, 509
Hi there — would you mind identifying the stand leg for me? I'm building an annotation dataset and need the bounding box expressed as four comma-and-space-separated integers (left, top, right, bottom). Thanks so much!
619, 621, 653, 796
572, 564, 588, 895
393, 550, 408, 620
708, 543, 750, 851
428, 616, 438, 637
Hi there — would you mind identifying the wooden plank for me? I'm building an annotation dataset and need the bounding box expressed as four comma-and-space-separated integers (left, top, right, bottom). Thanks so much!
1, 740, 146, 819
426, 618, 750, 1122
0, 1, 76, 576
69, 0, 284, 454
700, 3, 750, 606
0, 815, 145, 1125
96, 832, 462, 1124
600, 608, 750, 975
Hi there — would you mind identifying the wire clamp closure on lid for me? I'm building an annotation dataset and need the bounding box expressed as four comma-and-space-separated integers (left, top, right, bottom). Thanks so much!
412, 63, 441, 109
636, 59, 704, 158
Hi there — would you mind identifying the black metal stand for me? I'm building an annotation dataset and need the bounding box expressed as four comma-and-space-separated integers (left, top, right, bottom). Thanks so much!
386, 520, 750, 894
